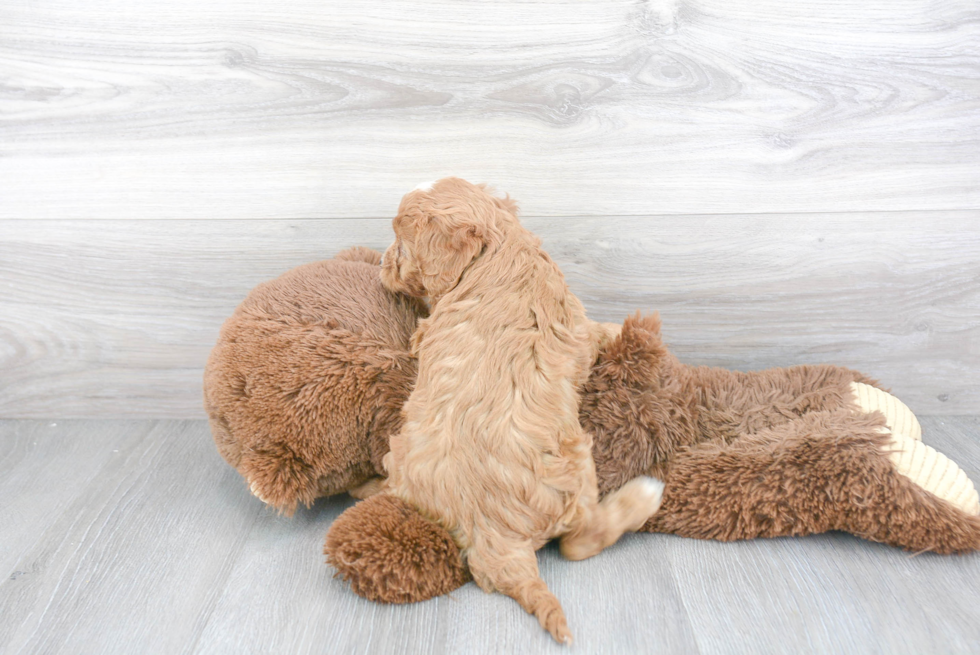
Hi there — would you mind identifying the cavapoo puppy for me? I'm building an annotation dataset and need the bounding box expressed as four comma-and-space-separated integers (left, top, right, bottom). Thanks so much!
378, 177, 663, 644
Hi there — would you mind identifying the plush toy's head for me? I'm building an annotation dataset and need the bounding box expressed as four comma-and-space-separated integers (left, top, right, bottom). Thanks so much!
204, 247, 427, 514
380, 177, 517, 299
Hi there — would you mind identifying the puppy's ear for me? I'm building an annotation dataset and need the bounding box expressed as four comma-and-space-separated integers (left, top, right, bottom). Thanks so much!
408, 206, 432, 233
390, 203, 429, 236
414, 219, 484, 298
450, 223, 486, 249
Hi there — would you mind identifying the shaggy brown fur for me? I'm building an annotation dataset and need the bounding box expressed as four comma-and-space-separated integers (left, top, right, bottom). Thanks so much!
203, 247, 426, 515
325, 313, 980, 605
376, 178, 661, 644
579, 313, 877, 496
325, 493, 471, 603
202, 239, 980, 615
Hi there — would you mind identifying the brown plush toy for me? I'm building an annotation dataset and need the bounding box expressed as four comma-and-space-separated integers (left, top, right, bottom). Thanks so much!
205, 247, 980, 608
204, 246, 426, 513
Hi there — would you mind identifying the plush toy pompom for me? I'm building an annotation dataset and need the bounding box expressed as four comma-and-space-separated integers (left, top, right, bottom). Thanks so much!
325, 494, 471, 603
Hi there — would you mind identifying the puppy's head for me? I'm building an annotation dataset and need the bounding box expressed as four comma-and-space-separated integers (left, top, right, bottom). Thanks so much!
380, 177, 517, 298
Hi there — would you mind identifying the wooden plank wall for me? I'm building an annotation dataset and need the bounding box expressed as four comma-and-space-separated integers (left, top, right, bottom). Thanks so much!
1, 0, 978, 417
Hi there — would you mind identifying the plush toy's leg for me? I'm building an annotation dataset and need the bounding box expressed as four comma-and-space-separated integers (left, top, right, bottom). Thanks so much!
324, 493, 470, 604
239, 443, 323, 514
240, 444, 376, 516
645, 408, 980, 553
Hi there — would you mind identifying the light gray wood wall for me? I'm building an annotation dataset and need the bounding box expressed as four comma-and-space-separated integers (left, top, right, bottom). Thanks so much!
2, 0, 979, 218
1, 0, 978, 418
1, 214, 978, 418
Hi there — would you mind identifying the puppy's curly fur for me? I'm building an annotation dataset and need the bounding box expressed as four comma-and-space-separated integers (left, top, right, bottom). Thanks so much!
378, 178, 663, 644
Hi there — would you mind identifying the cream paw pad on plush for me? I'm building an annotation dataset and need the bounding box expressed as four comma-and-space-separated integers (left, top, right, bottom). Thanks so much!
850, 382, 980, 515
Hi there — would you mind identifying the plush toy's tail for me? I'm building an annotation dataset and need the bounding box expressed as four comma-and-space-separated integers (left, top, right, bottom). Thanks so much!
324, 493, 470, 603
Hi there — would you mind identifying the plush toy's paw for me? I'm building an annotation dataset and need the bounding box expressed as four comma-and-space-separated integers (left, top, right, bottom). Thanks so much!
249, 480, 272, 505
885, 432, 980, 516
850, 382, 922, 440
325, 494, 470, 603
240, 444, 319, 516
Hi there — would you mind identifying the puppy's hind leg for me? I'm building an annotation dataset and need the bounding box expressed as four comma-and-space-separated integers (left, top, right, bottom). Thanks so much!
467, 542, 572, 645
560, 476, 664, 561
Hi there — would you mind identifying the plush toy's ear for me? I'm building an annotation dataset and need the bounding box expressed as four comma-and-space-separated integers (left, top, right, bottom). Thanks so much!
334, 246, 383, 266
591, 313, 669, 389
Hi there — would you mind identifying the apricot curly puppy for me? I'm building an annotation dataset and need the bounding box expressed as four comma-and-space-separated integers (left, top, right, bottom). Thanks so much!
378, 178, 663, 644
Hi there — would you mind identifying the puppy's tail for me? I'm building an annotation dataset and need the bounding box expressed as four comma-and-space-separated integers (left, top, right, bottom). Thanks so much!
467, 544, 573, 645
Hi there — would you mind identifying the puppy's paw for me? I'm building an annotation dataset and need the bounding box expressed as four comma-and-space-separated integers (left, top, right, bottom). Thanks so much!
615, 475, 665, 529
636, 476, 665, 506
592, 321, 623, 350
560, 476, 666, 561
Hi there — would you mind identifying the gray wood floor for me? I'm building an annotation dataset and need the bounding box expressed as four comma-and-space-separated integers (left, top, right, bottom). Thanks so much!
3, 417, 980, 654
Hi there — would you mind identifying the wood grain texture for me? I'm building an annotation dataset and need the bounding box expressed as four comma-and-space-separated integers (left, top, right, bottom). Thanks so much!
1, 0, 978, 218
0, 420, 264, 654
1, 213, 977, 418
0, 420, 153, 579
1, 418, 980, 654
